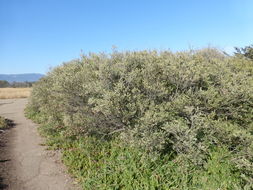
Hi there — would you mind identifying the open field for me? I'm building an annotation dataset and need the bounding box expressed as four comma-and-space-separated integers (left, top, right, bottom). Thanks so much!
0, 88, 31, 99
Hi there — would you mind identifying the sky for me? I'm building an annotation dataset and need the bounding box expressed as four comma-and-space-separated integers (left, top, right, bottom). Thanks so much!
0, 0, 253, 74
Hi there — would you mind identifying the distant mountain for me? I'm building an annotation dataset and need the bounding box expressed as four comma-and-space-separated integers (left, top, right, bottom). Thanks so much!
0, 73, 45, 83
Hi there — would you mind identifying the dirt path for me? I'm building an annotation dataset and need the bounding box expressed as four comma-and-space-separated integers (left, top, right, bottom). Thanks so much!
0, 99, 79, 190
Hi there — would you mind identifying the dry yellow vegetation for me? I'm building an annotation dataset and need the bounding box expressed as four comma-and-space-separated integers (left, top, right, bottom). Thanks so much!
0, 88, 32, 99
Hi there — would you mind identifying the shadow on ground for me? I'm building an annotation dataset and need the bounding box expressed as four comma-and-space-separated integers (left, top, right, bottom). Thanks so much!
0, 102, 14, 106
0, 177, 8, 190
0, 119, 15, 190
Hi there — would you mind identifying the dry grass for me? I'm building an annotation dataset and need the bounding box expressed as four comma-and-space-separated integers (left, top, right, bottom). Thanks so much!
0, 88, 32, 99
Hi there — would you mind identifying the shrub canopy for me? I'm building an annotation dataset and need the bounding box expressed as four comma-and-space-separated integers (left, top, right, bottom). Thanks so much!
27, 48, 253, 185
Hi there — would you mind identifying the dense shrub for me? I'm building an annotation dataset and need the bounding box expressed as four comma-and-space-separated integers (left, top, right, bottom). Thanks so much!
26, 48, 253, 188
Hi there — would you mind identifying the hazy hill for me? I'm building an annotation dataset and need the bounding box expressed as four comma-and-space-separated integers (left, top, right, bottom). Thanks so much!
0, 73, 44, 83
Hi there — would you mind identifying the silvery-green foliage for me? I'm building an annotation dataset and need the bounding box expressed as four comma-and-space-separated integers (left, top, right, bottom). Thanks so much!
27, 48, 253, 183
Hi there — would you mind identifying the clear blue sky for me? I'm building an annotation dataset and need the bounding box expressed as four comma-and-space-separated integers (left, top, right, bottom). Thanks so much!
1, 0, 252, 74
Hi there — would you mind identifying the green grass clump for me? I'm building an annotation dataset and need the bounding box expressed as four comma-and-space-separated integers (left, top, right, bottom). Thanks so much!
65, 140, 243, 190
36, 122, 243, 190
26, 48, 253, 189
0, 116, 8, 129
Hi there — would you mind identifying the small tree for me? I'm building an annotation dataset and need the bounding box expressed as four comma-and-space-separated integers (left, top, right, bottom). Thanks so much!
234, 44, 253, 60
0, 80, 10, 88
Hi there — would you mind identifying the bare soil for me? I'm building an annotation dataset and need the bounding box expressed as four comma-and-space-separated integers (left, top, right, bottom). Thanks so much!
0, 99, 80, 190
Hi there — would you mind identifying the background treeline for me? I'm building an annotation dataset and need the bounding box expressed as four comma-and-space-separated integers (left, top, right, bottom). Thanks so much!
26, 46, 253, 189
0, 80, 34, 88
